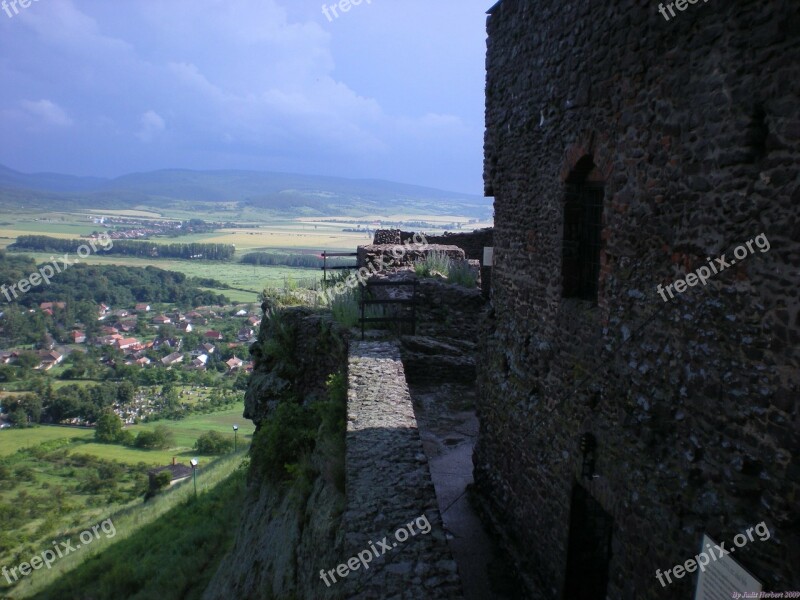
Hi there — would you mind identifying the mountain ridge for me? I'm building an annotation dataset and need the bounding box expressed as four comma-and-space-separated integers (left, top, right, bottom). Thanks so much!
0, 164, 491, 218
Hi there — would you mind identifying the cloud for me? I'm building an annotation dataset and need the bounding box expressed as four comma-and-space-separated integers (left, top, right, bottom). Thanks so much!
20, 99, 73, 127
0, 0, 486, 191
136, 110, 166, 142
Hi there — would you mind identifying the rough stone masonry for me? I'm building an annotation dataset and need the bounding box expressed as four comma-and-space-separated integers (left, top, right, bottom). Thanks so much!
475, 0, 799, 598
343, 341, 462, 599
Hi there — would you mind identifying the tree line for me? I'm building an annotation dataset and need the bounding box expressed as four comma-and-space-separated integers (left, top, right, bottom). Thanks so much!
11, 235, 236, 261
240, 251, 354, 268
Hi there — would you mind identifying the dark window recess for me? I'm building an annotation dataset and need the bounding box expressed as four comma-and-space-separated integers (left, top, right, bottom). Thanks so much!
561, 180, 604, 301
562, 485, 613, 600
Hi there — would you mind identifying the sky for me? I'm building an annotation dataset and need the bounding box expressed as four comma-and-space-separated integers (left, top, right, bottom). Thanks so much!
0, 0, 491, 194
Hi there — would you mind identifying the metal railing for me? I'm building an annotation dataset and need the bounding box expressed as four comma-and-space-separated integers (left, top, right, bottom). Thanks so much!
321, 251, 358, 283
359, 279, 418, 340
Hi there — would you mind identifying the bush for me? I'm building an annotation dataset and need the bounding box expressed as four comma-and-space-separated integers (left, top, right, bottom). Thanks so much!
145, 470, 172, 499
133, 425, 174, 450
250, 402, 320, 482
194, 430, 233, 455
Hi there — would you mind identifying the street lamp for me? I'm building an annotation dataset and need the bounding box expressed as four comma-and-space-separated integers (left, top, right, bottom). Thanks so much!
190, 458, 198, 498
233, 424, 238, 453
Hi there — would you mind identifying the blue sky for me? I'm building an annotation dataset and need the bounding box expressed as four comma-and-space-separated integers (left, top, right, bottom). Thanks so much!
0, 0, 490, 193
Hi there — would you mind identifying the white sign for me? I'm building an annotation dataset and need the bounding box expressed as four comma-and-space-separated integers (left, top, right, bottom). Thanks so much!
483, 247, 494, 267
694, 534, 762, 600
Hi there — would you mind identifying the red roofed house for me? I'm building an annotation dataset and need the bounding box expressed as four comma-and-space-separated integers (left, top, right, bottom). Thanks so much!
226, 356, 244, 371
204, 331, 224, 341
70, 331, 86, 344
116, 338, 139, 351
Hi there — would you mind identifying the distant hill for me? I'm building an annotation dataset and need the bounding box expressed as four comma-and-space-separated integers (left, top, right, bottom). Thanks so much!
0, 165, 492, 218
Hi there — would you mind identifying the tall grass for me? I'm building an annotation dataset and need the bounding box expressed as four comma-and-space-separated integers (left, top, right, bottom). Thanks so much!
413, 251, 477, 287
7, 451, 247, 599
329, 286, 360, 327
413, 250, 451, 277
447, 259, 478, 288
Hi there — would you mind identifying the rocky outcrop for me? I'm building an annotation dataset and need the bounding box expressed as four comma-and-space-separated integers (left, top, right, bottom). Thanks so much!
204, 307, 348, 600
245, 307, 347, 426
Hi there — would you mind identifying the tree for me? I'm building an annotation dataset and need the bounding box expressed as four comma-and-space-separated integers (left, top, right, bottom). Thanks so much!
117, 380, 135, 405
194, 430, 233, 454
95, 411, 124, 443
8, 407, 29, 427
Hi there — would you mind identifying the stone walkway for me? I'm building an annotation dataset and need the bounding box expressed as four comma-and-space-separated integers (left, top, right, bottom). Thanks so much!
342, 341, 463, 599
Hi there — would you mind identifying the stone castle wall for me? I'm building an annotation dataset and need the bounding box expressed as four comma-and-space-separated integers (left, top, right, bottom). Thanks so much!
476, 0, 799, 598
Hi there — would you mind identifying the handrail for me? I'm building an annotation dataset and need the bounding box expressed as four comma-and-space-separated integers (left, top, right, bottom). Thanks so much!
359, 279, 418, 340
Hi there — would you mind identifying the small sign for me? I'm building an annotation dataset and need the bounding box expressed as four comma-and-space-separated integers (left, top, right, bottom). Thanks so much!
694, 534, 762, 600
483, 247, 494, 267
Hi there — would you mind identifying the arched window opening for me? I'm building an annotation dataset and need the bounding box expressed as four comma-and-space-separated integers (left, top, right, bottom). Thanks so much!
561, 156, 604, 302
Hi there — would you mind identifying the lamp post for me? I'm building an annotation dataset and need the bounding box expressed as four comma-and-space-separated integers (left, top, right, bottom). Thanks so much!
190, 458, 198, 498
233, 424, 238, 453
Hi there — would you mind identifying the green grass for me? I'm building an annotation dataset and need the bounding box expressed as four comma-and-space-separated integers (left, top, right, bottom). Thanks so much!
0, 427, 94, 457
0, 405, 254, 464
6, 453, 247, 599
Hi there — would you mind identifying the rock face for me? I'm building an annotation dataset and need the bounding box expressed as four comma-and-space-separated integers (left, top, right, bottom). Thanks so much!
204, 307, 348, 600
476, 1, 800, 598
245, 307, 347, 426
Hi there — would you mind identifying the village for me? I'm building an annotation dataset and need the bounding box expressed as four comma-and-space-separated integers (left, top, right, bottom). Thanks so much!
0, 298, 258, 428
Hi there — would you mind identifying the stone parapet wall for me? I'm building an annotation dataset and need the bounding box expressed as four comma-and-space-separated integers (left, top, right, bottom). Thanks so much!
343, 341, 462, 599
356, 244, 464, 270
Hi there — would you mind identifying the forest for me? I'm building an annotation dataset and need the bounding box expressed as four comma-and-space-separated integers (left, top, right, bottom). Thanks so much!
0, 251, 229, 309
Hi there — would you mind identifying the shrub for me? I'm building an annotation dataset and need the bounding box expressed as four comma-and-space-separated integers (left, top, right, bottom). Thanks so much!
194, 430, 233, 455
133, 425, 174, 450
250, 401, 319, 482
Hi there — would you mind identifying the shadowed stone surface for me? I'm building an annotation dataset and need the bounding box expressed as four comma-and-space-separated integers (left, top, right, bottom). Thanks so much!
343, 341, 463, 599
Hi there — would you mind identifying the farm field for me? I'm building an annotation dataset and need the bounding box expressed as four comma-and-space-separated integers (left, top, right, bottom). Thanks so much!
2, 250, 323, 298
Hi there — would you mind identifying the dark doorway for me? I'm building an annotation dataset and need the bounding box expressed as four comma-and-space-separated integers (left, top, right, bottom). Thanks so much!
562, 485, 613, 600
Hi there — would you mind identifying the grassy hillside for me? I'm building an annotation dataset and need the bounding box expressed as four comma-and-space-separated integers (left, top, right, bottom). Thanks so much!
7, 455, 247, 599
